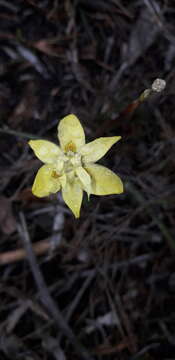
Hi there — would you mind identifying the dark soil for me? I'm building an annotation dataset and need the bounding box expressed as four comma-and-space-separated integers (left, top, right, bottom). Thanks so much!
0, 1, 175, 359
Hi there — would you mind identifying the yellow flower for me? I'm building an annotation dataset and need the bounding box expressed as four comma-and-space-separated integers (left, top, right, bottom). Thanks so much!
29, 114, 123, 217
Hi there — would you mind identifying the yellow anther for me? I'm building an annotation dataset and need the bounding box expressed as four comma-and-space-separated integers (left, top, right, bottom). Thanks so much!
64, 141, 76, 153
51, 170, 60, 178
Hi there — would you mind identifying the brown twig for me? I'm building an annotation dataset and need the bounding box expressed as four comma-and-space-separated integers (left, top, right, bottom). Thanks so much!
0, 238, 50, 265
96, 78, 166, 135
19, 212, 93, 360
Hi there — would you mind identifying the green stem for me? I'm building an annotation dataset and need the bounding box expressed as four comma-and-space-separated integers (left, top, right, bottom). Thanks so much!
0, 127, 43, 140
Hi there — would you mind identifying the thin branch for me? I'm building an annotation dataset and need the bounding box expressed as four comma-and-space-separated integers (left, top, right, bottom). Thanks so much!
19, 212, 93, 360
0, 127, 42, 140
0, 238, 50, 265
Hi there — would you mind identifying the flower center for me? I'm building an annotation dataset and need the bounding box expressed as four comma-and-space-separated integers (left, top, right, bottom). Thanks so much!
64, 152, 82, 172
53, 145, 82, 179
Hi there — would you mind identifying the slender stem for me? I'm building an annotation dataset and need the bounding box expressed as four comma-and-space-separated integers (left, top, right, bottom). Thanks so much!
19, 212, 93, 360
0, 127, 43, 140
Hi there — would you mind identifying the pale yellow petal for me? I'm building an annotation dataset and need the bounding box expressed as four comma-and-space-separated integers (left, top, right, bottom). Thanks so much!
58, 114, 85, 151
59, 173, 67, 189
75, 166, 91, 195
29, 140, 62, 163
32, 164, 61, 197
62, 179, 83, 218
85, 164, 123, 195
80, 136, 121, 163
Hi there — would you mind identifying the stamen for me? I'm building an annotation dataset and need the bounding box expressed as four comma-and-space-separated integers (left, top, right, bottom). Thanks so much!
64, 141, 76, 153
51, 170, 60, 178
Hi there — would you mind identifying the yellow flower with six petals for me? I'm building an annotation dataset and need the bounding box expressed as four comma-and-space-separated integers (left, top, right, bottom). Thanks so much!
29, 114, 123, 217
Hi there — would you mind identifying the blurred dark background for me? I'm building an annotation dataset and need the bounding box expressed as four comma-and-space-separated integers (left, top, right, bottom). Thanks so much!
0, 0, 175, 359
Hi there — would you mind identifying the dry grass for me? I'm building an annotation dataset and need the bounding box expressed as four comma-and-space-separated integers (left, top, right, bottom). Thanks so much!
0, 0, 175, 359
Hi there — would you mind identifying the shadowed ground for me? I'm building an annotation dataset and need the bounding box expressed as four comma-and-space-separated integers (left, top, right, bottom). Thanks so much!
0, 1, 175, 359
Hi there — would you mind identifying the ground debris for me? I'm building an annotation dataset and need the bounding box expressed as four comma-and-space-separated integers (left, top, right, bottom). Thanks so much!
0, 0, 175, 359
0, 195, 16, 234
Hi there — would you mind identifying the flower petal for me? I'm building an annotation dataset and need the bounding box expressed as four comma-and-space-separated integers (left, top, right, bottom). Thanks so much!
32, 164, 61, 197
75, 166, 91, 195
85, 164, 123, 195
58, 114, 85, 151
80, 136, 121, 163
62, 179, 83, 218
29, 140, 62, 163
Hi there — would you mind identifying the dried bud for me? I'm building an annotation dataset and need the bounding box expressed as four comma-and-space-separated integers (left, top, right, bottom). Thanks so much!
151, 78, 166, 93
139, 89, 152, 102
